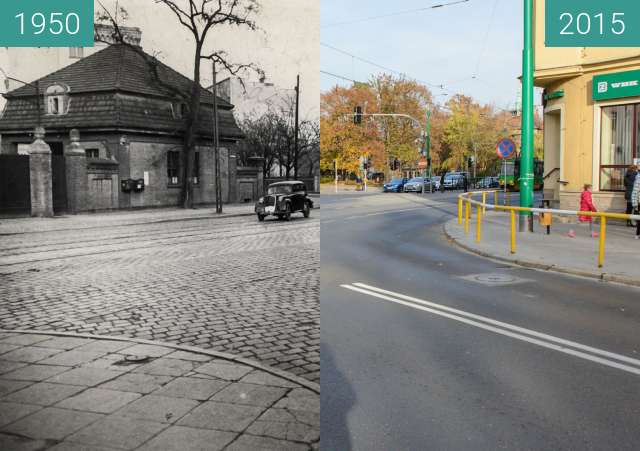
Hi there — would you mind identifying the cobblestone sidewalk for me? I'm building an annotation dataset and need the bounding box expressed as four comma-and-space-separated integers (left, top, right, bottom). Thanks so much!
0, 331, 319, 451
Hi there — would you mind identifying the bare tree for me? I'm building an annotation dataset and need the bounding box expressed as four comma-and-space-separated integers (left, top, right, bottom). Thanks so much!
97, 0, 263, 208
238, 111, 319, 180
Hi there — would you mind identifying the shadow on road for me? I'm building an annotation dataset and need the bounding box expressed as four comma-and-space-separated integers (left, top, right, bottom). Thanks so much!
321, 341, 356, 451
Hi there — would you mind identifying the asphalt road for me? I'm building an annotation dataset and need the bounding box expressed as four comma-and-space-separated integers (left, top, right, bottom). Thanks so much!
321, 190, 640, 451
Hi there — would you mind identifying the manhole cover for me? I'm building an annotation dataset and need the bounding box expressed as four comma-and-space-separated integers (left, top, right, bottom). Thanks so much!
459, 273, 532, 286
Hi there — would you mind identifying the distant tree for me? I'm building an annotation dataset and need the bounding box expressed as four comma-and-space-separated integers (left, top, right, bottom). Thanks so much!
239, 108, 319, 179
97, 0, 263, 208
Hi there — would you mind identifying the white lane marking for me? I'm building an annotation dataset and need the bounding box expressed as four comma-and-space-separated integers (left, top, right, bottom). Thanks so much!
341, 284, 640, 376
354, 283, 640, 368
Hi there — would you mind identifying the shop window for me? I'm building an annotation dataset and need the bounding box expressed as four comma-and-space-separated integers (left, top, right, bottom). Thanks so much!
85, 149, 99, 159
45, 84, 70, 116
167, 151, 180, 185
193, 151, 200, 185
600, 104, 638, 191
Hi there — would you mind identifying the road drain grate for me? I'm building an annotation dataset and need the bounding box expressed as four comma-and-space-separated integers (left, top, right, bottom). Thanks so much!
459, 273, 532, 286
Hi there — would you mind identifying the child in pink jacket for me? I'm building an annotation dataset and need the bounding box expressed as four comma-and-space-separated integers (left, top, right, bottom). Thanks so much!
577, 184, 598, 238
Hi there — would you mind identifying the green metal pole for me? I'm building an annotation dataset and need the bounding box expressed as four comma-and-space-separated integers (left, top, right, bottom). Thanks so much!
520, 0, 534, 232
426, 109, 432, 192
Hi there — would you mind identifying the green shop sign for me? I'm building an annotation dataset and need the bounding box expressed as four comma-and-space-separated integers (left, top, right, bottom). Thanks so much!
546, 0, 640, 47
593, 70, 640, 101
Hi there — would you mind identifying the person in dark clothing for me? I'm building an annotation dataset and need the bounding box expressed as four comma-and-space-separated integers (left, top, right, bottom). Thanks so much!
462, 174, 469, 193
624, 165, 638, 226
440, 173, 446, 193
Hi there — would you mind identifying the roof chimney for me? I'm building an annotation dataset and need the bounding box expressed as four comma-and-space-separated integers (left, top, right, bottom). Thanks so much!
94, 24, 142, 47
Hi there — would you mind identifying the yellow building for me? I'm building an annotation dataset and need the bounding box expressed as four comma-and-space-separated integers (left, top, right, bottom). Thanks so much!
534, 1, 640, 212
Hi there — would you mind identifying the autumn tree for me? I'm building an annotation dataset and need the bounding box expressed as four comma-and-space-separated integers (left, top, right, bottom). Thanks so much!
98, 0, 263, 208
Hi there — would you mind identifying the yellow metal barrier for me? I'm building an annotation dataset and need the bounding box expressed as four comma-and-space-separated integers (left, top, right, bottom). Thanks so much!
599, 217, 607, 268
465, 200, 470, 235
510, 210, 516, 254
457, 190, 637, 269
476, 205, 482, 243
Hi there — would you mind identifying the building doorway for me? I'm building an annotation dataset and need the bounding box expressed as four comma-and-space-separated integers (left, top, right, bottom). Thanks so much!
49, 142, 68, 215
0, 155, 30, 215
544, 108, 562, 206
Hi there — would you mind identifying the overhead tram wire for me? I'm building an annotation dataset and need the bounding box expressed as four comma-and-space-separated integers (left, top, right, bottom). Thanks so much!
322, 0, 471, 28
320, 70, 363, 84
320, 42, 455, 96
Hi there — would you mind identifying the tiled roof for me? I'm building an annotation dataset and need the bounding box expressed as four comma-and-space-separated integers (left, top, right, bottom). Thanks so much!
5, 44, 231, 107
0, 94, 242, 139
0, 45, 242, 138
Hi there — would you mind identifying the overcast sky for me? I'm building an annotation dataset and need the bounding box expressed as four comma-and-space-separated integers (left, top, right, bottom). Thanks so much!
98, 0, 319, 120
321, 0, 535, 110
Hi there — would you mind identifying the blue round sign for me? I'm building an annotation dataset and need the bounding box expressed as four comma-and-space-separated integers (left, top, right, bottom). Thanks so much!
496, 138, 516, 160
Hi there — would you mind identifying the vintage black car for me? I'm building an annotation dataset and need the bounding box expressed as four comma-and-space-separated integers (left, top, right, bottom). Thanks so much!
255, 181, 313, 221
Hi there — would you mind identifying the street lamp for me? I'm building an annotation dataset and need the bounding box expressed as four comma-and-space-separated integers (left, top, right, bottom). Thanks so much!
0, 68, 42, 127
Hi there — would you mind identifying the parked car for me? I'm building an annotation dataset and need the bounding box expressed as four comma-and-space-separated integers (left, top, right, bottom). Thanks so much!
255, 181, 313, 221
383, 177, 408, 193
443, 173, 465, 190
404, 177, 427, 193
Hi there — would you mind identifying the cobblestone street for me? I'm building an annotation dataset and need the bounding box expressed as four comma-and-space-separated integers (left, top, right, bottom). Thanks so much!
0, 209, 320, 383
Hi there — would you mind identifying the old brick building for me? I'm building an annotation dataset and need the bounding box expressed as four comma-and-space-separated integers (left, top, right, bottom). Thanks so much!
0, 43, 255, 214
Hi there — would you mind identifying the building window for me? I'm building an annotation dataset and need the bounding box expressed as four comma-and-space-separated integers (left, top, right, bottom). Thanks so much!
172, 102, 188, 119
193, 152, 200, 185
45, 84, 70, 116
600, 104, 638, 191
167, 151, 180, 185
85, 149, 99, 159
69, 47, 84, 59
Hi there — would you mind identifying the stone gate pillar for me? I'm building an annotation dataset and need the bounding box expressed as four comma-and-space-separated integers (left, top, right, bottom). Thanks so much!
28, 127, 53, 217
65, 129, 88, 214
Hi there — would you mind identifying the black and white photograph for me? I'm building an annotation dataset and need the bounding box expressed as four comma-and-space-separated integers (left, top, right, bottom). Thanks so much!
0, 1, 319, 450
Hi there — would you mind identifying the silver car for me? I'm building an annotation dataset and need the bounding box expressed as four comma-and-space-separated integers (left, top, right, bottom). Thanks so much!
404, 177, 427, 193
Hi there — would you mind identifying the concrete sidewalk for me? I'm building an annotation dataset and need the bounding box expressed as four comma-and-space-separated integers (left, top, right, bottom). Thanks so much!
0, 198, 320, 236
0, 331, 319, 451
445, 211, 640, 286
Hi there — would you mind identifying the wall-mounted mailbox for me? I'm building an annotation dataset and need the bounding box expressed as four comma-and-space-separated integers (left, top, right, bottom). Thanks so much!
133, 179, 145, 192
121, 179, 134, 193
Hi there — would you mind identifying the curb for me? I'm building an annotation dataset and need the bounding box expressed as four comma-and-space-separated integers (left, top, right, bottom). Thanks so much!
0, 328, 320, 394
442, 220, 640, 289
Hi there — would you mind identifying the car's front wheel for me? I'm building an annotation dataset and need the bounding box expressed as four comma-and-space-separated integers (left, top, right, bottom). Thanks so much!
303, 202, 310, 218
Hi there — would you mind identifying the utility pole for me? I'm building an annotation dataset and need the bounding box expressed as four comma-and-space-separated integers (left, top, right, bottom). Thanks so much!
294, 75, 300, 179
212, 60, 222, 214
473, 142, 477, 181
426, 108, 432, 193
334, 159, 338, 193
520, 0, 534, 232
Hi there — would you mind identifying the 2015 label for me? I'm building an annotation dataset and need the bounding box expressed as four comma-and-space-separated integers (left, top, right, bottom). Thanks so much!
546, 1, 640, 48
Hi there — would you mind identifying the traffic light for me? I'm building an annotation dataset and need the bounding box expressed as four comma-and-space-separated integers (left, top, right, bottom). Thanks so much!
354, 106, 363, 125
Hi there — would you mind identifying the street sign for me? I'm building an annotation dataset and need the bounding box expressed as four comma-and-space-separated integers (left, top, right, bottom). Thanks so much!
496, 138, 517, 160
